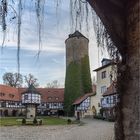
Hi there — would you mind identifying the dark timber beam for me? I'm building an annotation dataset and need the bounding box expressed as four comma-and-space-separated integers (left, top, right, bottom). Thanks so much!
87, 0, 126, 54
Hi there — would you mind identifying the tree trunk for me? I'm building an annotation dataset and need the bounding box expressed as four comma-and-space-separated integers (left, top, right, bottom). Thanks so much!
87, 0, 140, 140
119, 1, 140, 139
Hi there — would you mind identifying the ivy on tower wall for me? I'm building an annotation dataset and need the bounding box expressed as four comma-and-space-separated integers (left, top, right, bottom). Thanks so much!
64, 61, 83, 116
81, 55, 93, 94
64, 55, 92, 115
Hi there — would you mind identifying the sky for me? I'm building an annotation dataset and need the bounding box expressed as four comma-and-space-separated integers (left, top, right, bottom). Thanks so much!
0, 0, 109, 87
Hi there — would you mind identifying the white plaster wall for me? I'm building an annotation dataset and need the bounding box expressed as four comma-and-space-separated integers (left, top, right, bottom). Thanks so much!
90, 65, 116, 114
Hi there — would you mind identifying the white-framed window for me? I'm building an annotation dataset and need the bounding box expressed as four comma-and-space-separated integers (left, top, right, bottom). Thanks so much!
101, 86, 107, 94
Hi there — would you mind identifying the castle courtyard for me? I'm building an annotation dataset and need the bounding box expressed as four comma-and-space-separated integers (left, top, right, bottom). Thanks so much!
0, 119, 114, 140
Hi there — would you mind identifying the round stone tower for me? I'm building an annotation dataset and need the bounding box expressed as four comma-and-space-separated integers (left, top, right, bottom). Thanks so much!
65, 31, 89, 66
64, 31, 92, 115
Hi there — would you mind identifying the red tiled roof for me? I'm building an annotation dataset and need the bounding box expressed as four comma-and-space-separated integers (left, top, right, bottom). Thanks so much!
103, 82, 117, 97
0, 85, 64, 103
0, 85, 20, 101
73, 93, 93, 105
37, 88, 64, 103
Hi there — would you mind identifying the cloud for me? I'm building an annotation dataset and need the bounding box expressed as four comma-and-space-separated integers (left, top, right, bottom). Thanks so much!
0, 0, 109, 87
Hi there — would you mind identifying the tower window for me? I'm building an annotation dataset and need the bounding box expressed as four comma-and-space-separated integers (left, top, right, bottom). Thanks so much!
101, 86, 107, 94
48, 97, 52, 100
101, 71, 106, 79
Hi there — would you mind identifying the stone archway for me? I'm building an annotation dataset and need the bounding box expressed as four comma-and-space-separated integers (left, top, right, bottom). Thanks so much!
4, 110, 8, 116
0, 110, 3, 116
12, 110, 18, 116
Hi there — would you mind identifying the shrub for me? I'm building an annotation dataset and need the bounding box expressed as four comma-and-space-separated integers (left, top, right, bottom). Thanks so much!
94, 115, 105, 120
67, 119, 72, 124
22, 118, 26, 125
33, 118, 38, 125
39, 120, 42, 125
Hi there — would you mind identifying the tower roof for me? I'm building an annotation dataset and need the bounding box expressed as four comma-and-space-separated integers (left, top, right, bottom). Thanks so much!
67, 30, 88, 40
22, 84, 40, 94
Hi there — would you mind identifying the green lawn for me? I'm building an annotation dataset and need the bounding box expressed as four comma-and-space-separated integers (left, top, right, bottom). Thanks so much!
0, 116, 67, 126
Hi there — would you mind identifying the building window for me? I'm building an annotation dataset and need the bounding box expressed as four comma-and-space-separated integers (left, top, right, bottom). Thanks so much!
101, 71, 106, 79
24, 95, 28, 100
101, 98, 104, 106
9, 94, 14, 98
101, 86, 107, 94
53, 103, 57, 106
1, 102, 6, 107
11, 102, 15, 105
0, 93, 5, 96
113, 96, 116, 104
55, 97, 59, 100
48, 97, 52, 100
106, 98, 109, 104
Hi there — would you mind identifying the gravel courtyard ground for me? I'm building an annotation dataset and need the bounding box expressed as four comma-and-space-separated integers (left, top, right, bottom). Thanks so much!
0, 119, 114, 140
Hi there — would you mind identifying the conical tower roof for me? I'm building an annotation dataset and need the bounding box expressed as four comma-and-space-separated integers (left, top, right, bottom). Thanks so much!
66, 30, 89, 41
22, 84, 40, 94
28, 84, 36, 92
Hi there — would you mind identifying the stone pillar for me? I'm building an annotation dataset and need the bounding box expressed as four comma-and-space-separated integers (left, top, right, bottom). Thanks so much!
26, 104, 36, 119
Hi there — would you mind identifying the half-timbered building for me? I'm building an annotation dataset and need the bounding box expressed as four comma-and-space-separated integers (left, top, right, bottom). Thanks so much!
100, 82, 119, 119
0, 85, 64, 116
73, 93, 93, 118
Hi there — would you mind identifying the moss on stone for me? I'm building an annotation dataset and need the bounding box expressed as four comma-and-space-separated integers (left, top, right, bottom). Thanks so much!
64, 55, 92, 115
81, 55, 93, 93
64, 61, 83, 116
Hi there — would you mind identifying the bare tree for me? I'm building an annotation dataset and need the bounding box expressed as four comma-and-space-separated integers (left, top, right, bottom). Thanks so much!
3, 72, 23, 87
46, 80, 60, 88
24, 73, 39, 87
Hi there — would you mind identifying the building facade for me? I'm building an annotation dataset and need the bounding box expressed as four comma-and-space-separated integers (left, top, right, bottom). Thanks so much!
73, 93, 93, 119
90, 58, 117, 115
101, 82, 119, 119
0, 85, 64, 116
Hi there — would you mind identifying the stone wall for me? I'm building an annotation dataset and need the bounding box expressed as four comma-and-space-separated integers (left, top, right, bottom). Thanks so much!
64, 34, 92, 115
65, 37, 89, 66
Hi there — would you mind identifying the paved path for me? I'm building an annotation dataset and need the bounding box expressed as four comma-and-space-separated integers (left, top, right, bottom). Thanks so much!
0, 119, 114, 140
